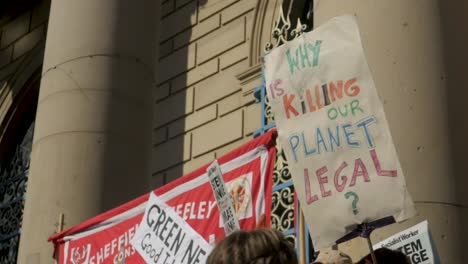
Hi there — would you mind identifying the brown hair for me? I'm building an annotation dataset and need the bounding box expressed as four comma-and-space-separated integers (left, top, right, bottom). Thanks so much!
207, 229, 298, 264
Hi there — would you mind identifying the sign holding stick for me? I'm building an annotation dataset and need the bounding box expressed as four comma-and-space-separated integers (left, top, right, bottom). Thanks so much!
131, 192, 212, 264
207, 160, 240, 235
264, 15, 416, 250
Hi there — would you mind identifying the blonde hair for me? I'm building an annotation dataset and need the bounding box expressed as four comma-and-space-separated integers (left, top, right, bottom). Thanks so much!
207, 229, 298, 264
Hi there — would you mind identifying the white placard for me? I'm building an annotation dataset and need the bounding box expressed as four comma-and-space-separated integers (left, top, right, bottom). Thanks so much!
264, 15, 416, 249
207, 160, 240, 235
130, 192, 212, 264
374, 221, 437, 264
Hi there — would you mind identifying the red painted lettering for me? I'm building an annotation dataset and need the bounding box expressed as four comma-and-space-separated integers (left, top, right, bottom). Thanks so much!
316, 166, 331, 197
283, 94, 299, 119
371, 149, 397, 177
304, 169, 318, 204
314, 85, 324, 110
333, 162, 348, 192
305, 89, 316, 113
350, 158, 370, 186
344, 77, 360, 97
329, 80, 343, 102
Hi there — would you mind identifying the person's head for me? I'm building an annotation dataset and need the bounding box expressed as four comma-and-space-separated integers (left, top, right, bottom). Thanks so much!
357, 248, 410, 264
207, 228, 298, 264
312, 249, 353, 264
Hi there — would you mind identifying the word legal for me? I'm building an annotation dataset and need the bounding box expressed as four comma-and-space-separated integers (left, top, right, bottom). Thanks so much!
303, 149, 397, 204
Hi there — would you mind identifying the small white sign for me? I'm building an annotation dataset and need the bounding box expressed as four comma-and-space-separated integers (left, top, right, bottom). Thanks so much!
207, 160, 240, 235
131, 192, 212, 264
374, 220, 436, 264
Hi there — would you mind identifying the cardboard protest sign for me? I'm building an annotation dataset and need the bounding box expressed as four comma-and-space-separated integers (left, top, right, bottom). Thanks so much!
374, 221, 438, 264
131, 192, 212, 264
207, 160, 240, 235
264, 15, 416, 249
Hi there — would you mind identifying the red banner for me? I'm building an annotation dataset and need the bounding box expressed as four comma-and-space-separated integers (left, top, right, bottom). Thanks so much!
49, 130, 277, 264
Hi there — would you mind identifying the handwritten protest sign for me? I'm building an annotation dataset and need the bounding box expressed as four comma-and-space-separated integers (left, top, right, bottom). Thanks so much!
207, 160, 240, 235
264, 15, 416, 249
131, 192, 212, 264
374, 221, 438, 264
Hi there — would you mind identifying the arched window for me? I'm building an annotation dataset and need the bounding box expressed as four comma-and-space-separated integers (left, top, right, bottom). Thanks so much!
265, 0, 314, 51
0, 71, 39, 263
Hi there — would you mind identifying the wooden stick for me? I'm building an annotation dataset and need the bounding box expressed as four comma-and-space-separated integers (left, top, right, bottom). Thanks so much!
54, 213, 64, 264
366, 236, 378, 264
58, 213, 64, 232
298, 210, 307, 264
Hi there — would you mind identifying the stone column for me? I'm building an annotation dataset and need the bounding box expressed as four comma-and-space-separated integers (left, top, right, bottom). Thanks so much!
314, 1, 466, 262
17, 0, 158, 263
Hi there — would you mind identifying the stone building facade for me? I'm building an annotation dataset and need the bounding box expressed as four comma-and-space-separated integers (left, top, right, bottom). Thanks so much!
0, 0, 466, 263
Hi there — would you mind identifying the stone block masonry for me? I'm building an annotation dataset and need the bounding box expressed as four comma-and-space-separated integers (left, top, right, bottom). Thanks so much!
151, 0, 261, 185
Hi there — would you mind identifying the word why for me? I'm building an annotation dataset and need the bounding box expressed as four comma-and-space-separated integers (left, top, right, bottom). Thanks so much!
269, 78, 361, 119
286, 40, 322, 75
303, 149, 397, 204
289, 115, 377, 162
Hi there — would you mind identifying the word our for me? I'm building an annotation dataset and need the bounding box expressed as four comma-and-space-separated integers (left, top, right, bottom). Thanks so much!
303, 149, 397, 204
288, 115, 377, 162
269, 78, 361, 119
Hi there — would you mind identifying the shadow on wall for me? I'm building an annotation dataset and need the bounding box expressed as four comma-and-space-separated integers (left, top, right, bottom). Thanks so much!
439, 1, 468, 262
0, 0, 49, 159
151, 0, 208, 188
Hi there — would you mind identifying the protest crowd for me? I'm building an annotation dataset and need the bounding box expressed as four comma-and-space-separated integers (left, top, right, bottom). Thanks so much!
208, 228, 411, 264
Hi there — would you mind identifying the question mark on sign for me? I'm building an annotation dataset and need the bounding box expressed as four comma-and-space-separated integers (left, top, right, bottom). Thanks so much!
344, 191, 359, 215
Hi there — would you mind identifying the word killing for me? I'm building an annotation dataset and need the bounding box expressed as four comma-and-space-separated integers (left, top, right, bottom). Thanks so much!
269, 78, 361, 119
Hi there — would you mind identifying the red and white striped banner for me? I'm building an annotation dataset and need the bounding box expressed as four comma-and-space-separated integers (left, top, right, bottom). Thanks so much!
49, 130, 277, 264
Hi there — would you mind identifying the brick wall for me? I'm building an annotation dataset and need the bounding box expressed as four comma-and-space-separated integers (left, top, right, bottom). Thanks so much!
152, 0, 263, 186
0, 0, 50, 128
